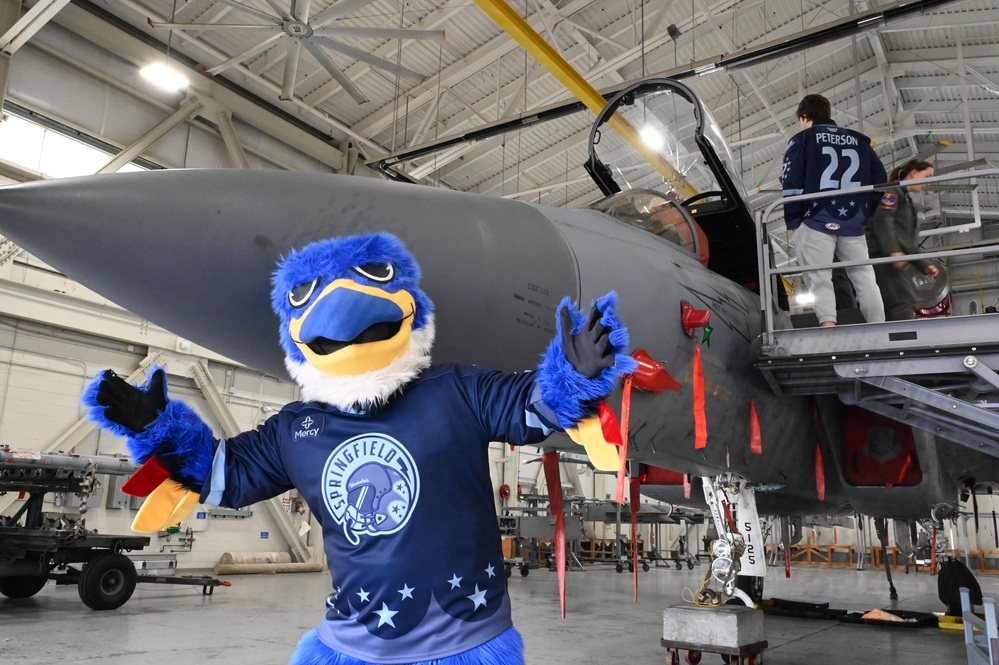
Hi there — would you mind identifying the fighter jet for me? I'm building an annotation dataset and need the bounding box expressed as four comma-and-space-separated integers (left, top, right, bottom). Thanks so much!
1, 77, 996, 602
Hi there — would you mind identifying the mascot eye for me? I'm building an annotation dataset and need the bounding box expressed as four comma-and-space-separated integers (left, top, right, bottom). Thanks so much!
353, 262, 394, 283
288, 278, 320, 308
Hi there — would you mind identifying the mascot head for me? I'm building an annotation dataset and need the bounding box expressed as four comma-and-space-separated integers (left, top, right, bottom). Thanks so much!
271, 232, 435, 410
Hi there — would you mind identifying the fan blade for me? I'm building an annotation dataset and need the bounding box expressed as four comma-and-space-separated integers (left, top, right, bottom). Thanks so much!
280, 40, 303, 101
149, 21, 282, 31
924, 183, 978, 192
315, 36, 425, 83
302, 40, 368, 104
203, 33, 285, 75
912, 139, 952, 162
290, 0, 311, 23
309, 0, 374, 29
311, 26, 445, 41
215, 0, 283, 23
935, 158, 989, 175
260, 0, 293, 22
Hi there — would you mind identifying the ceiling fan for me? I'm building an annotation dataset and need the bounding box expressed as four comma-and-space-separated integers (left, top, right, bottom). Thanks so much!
150, 0, 445, 104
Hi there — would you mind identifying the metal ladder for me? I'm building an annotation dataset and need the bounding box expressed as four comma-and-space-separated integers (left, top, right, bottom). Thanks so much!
963, 586, 999, 665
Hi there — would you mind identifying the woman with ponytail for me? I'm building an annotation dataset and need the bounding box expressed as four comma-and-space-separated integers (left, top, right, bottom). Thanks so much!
866, 159, 940, 320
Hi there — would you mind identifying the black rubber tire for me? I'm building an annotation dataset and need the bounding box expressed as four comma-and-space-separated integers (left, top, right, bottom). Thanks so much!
520, 565, 529, 577
505, 565, 512, 579
675, 561, 682, 570
628, 561, 635, 573
0, 575, 48, 599
737, 575, 765, 604
643, 561, 651, 572
687, 561, 694, 570
615, 563, 624, 573
78, 552, 137, 610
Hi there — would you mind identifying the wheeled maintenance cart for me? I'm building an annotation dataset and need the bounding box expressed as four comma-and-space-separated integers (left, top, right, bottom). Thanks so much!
662, 602, 767, 665
1, 446, 225, 610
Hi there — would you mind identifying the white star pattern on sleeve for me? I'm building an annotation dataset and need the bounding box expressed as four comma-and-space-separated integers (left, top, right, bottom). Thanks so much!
373, 602, 398, 628
398, 583, 414, 600
466, 584, 488, 611
448, 573, 462, 589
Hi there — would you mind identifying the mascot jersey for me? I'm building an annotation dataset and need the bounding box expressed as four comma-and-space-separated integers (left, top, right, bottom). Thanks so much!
200, 364, 553, 664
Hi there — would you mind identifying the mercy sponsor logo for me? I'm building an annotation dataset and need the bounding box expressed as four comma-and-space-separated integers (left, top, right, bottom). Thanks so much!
323, 433, 420, 546
292, 414, 324, 440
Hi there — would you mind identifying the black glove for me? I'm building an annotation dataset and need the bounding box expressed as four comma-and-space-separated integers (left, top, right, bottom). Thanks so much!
95, 369, 167, 433
560, 304, 614, 379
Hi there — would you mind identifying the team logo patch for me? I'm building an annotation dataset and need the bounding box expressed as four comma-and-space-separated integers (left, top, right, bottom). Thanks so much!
322, 433, 420, 546
824, 222, 841, 231
293, 414, 324, 440
880, 193, 898, 209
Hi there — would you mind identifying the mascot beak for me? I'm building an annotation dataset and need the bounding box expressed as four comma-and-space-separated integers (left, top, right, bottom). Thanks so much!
288, 278, 416, 376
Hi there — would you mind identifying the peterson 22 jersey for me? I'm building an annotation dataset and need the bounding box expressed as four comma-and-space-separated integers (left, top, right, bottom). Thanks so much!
781, 120, 887, 236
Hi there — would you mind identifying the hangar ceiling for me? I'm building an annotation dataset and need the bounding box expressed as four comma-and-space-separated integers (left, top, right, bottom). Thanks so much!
1, 0, 998, 251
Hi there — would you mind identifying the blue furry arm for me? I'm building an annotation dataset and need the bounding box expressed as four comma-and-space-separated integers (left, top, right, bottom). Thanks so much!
82, 368, 214, 492
536, 292, 637, 429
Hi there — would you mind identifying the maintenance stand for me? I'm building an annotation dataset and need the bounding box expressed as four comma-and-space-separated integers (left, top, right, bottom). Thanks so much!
1, 445, 224, 609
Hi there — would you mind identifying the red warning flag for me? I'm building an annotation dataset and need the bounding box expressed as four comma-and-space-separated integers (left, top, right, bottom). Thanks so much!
615, 376, 633, 505
693, 344, 707, 449
750, 399, 762, 455
815, 443, 826, 501
542, 451, 566, 618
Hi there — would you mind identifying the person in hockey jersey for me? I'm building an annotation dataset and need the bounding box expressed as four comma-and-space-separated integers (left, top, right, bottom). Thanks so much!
82, 232, 635, 665
781, 94, 888, 327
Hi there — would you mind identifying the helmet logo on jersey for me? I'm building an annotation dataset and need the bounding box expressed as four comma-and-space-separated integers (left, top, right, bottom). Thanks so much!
824, 222, 841, 231
322, 433, 420, 546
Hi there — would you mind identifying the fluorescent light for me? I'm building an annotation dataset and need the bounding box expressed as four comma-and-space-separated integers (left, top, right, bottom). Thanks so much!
640, 126, 664, 151
795, 292, 815, 305
141, 62, 189, 92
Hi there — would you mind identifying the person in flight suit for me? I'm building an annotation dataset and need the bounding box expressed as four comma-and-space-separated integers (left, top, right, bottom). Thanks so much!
781, 94, 887, 326
867, 158, 939, 321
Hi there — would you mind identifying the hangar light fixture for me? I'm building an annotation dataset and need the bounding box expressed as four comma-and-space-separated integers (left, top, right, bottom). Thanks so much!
640, 126, 664, 151
795, 292, 816, 305
140, 62, 189, 92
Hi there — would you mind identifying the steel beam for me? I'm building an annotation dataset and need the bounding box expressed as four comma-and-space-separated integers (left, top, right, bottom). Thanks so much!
472, 0, 697, 198
0, 353, 161, 515
189, 359, 311, 563
0, 0, 69, 54
97, 97, 205, 174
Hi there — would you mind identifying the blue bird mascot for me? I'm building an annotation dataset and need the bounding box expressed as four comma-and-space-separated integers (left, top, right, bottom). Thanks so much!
83, 232, 635, 665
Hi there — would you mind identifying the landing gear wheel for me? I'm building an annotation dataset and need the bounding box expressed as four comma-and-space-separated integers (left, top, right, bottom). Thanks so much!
684, 649, 702, 664
737, 575, 765, 604
643, 561, 651, 572
615, 563, 624, 573
0, 575, 48, 599
520, 565, 530, 577
78, 552, 137, 610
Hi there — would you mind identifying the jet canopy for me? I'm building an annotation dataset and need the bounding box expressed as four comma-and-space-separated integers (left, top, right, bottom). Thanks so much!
584, 78, 759, 289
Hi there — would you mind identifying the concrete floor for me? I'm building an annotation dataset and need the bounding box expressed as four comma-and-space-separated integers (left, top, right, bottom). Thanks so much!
0, 561, 988, 664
